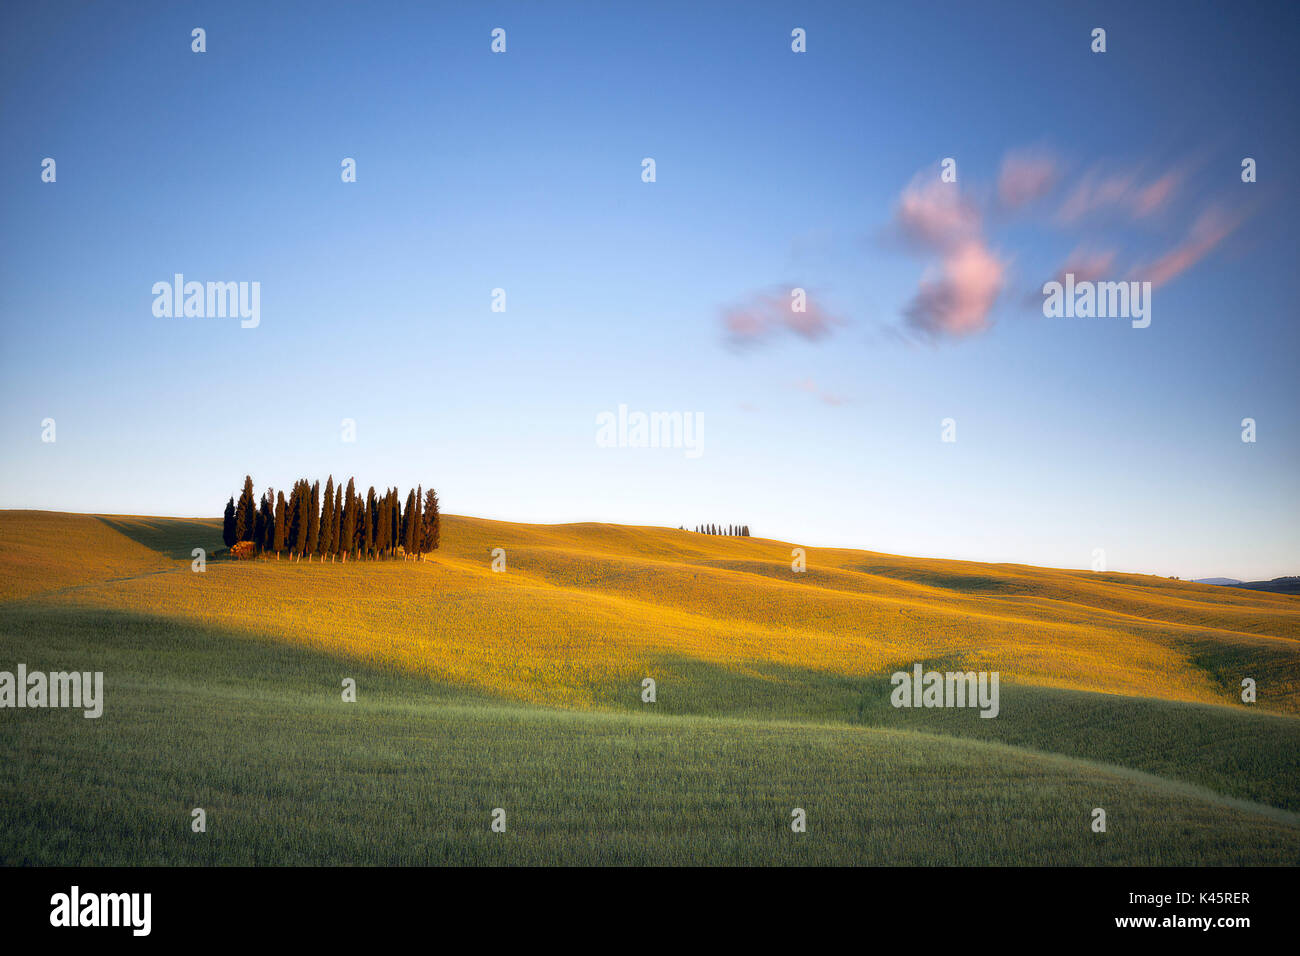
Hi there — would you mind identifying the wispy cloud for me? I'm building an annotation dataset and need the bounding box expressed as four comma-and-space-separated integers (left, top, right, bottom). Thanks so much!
998, 150, 1060, 209
719, 149, 1246, 348
1133, 205, 1243, 288
794, 378, 850, 406
1051, 245, 1118, 284
893, 168, 1006, 338
722, 287, 844, 348
1056, 163, 1185, 224
896, 172, 982, 248
904, 239, 1006, 338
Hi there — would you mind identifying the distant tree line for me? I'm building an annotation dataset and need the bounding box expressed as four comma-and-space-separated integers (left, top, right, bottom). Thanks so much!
693, 524, 750, 536
222, 475, 440, 561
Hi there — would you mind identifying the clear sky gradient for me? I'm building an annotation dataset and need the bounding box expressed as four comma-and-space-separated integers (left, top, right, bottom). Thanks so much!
2, 1, 1297, 580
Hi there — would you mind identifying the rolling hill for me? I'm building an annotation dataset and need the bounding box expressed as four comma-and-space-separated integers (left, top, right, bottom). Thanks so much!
1, 509, 1297, 865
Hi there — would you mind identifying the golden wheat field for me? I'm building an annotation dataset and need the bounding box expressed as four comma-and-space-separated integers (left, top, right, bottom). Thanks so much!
2, 509, 1298, 865
4, 510, 1295, 711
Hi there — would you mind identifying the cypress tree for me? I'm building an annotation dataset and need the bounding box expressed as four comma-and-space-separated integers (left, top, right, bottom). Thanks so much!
255, 491, 271, 552
364, 487, 377, 558
262, 490, 276, 555
341, 479, 357, 561
307, 480, 321, 560
287, 483, 299, 542
355, 488, 366, 557
223, 497, 237, 548
330, 482, 342, 559
235, 475, 256, 542
319, 477, 334, 560
292, 480, 309, 558
274, 491, 287, 558
411, 485, 423, 558
422, 487, 440, 553
287, 482, 301, 558
403, 489, 417, 556
389, 488, 398, 554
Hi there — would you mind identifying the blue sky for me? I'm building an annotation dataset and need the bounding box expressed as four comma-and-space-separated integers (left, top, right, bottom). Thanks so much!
2, 1, 1296, 580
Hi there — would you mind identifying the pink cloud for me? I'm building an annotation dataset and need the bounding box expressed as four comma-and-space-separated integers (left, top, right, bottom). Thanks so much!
905, 239, 1006, 338
1053, 246, 1118, 285
1134, 206, 1242, 288
1057, 171, 1134, 223
793, 378, 849, 406
722, 288, 844, 347
892, 167, 1005, 338
998, 150, 1059, 208
1134, 171, 1182, 217
1057, 164, 1184, 223
895, 172, 981, 249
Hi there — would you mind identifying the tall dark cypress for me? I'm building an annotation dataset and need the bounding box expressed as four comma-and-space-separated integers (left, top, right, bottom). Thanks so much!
296, 482, 310, 557
223, 497, 237, 548
422, 487, 440, 553
403, 489, 417, 555
255, 491, 271, 552
287, 481, 302, 557
261, 490, 276, 554
307, 480, 321, 559
364, 487, 377, 558
319, 477, 334, 560
390, 489, 401, 554
341, 479, 357, 561
412, 485, 423, 558
333, 483, 343, 557
235, 475, 256, 542
274, 491, 287, 558
354, 488, 366, 556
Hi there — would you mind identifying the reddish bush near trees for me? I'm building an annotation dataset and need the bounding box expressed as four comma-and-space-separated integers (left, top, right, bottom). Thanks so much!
230, 541, 257, 560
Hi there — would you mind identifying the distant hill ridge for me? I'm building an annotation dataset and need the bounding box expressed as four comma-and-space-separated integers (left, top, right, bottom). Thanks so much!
1196, 576, 1300, 595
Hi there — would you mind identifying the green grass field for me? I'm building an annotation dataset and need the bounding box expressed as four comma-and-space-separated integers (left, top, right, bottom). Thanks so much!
1, 510, 1297, 865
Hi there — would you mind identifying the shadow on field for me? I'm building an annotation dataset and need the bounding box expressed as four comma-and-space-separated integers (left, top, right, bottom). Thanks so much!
4, 599, 1298, 817
854, 566, 1028, 594
3, 601, 1299, 865
0, 600, 492, 710
590, 653, 1300, 813
96, 516, 224, 561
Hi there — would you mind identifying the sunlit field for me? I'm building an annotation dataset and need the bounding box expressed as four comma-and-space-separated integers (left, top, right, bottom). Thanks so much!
2, 510, 1297, 864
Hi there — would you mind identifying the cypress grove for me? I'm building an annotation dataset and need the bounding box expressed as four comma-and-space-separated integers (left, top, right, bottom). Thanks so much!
223, 477, 442, 561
